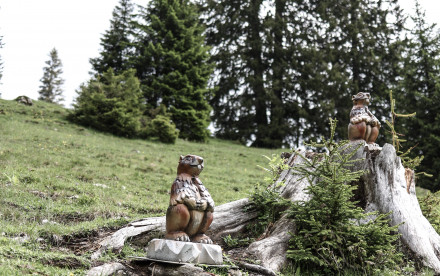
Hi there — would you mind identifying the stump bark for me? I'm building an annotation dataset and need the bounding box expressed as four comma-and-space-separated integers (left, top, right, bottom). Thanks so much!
89, 142, 440, 274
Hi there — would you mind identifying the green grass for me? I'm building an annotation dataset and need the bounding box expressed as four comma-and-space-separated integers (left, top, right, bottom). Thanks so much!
0, 99, 282, 274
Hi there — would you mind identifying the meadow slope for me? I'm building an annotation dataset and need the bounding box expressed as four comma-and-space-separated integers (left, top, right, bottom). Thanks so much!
0, 99, 282, 274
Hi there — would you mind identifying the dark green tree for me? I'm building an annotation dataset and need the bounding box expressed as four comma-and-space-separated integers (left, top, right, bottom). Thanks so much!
38, 48, 65, 103
90, 0, 135, 75
202, 0, 404, 148
202, 0, 274, 147
397, 1, 440, 191
70, 69, 144, 137
294, 0, 405, 143
132, 0, 213, 142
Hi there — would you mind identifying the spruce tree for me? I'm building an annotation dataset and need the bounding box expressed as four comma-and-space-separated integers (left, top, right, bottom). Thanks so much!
90, 0, 135, 75
397, 1, 440, 191
132, 0, 213, 142
202, 0, 282, 147
38, 48, 65, 103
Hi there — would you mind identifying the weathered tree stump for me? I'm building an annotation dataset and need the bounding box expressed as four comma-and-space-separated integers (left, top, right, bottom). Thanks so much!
88, 142, 440, 274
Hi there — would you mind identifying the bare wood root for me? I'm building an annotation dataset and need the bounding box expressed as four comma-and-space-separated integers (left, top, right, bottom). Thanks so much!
236, 261, 277, 276
91, 198, 255, 260
146, 263, 212, 276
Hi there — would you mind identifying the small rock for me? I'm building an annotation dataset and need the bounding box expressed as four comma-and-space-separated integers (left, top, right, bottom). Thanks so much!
228, 269, 243, 276
42, 219, 58, 225
93, 183, 109, 189
86, 262, 129, 276
12, 233, 30, 244
15, 95, 33, 106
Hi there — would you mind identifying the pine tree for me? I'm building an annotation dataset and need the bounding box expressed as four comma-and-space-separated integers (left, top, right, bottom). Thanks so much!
132, 0, 213, 142
38, 48, 65, 103
397, 1, 440, 191
90, 0, 135, 75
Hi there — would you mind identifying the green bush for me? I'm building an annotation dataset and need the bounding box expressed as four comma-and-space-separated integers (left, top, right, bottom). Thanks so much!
69, 69, 144, 137
286, 119, 403, 275
419, 191, 440, 234
148, 115, 179, 144
248, 154, 289, 236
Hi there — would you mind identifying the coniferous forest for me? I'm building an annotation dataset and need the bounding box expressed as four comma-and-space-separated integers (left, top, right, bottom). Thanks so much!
73, 0, 440, 191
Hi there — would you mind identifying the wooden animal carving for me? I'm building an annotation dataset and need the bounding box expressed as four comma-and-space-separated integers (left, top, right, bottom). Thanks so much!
165, 154, 214, 244
348, 92, 381, 144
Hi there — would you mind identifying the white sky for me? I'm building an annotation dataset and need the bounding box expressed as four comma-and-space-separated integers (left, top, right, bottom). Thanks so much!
0, 0, 438, 107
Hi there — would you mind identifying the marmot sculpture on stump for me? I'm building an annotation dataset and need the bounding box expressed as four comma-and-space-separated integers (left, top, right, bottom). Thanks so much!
165, 154, 214, 244
348, 92, 381, 144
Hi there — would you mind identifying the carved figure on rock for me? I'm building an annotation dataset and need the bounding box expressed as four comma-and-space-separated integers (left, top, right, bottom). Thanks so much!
165, 154, 214, 244
348, 92, 381, 144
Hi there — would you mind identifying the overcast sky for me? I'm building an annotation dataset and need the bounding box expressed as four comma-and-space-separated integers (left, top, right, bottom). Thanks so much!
0, 0, 438, 107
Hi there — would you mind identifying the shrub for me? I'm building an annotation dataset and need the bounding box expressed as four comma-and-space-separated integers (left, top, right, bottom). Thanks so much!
69, 69, 143, 137
419, 191, 440, 234
248, 154, 289, 236
286, 119, 403, 274
148, 115, 179, 144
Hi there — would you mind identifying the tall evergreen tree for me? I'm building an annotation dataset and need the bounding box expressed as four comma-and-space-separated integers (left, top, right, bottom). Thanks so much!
202, 0, 278, 147
132, 0, 213, 142
90, 0, 135, 75
310, 0, 405, 142
397, 1, 440, 191
202, 0, 404, 148
38, 48, 64, 103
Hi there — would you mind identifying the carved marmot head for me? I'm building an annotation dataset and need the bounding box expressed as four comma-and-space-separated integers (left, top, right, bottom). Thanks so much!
177, 154, 204, 177
352, 92, 371, 105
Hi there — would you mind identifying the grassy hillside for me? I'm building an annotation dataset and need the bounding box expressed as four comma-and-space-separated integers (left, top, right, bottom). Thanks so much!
0, 98, 282, 274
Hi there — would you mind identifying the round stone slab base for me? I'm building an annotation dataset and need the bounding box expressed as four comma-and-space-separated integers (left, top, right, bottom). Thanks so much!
146, 239, 223, 265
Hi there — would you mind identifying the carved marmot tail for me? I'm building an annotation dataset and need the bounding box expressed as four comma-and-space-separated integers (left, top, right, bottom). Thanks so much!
165, 154, 215, 244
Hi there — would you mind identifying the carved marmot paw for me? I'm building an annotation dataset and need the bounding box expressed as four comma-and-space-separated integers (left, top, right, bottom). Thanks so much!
177, 235, 190, 242
165, 232, 190, 242
192, 234, 213, 244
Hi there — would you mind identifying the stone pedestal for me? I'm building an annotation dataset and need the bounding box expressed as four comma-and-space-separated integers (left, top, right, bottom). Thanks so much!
146, 239, 223, 265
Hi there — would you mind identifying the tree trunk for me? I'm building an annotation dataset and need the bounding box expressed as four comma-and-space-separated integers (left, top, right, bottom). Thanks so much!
89, 142, 440, 274
353, 143, 440, 272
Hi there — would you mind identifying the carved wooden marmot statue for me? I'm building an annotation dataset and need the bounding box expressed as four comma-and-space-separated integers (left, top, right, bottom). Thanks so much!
348, 92, 381, 144
165, 154, 214, 244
